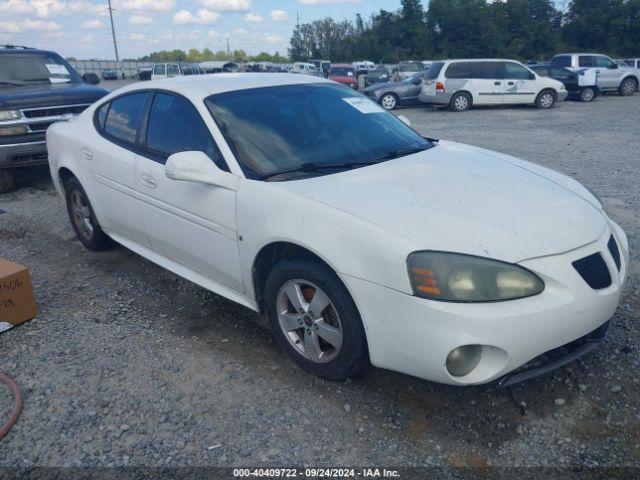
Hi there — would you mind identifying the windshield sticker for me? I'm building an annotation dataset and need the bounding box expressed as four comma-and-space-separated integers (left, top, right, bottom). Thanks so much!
343, 97, 385, 114
45, 64, 69, 75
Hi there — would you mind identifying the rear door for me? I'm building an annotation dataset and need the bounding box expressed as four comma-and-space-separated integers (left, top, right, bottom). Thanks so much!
89, 92, 151, 246
152, 64, 165, 80
134, 91, 244, 291
468, 61, 504, 104
502, 62, 537, 104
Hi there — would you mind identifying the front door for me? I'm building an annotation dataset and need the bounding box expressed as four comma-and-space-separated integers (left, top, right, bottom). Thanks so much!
503, 62, 537, 104
593, 56, 621, 89
133, 92, 244, 291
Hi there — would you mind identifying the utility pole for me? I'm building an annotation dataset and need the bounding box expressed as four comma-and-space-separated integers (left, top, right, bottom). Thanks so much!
107, 0, 119, 61
226, 38, 230, 59
296, 11, 300, 28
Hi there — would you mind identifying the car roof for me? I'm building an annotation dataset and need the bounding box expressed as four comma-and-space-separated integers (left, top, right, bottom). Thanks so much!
112, 73, 333, 99
0, 47, 60, 56
443, 58, 524, 63
331, 63, 354, 68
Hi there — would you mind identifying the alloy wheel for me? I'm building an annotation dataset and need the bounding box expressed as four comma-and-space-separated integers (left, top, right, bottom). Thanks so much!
622, 79, 635, 95
381, 94, 397, 110
70, 189, 94, 239
276, 279, 343, 363
581, 88, 594, 102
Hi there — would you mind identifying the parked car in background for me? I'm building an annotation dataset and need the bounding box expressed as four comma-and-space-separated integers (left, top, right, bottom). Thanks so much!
292, 62, 323, 77
46, 73, 628, 386
550, 53, 639, 96
328, 64, 358, 89
622, 58, 640, 69
102, 69, 117, 80
353, 60, 375, 71
364, 68, 391, 87
419, 59, 567, 112
311, 59, 331, 78
137, 66, 152, 80
0, 45, 107, 193
365, 72, 425, 110
530, 64, 598, 102
395, 61, 424, 81
151, 62, 203, 80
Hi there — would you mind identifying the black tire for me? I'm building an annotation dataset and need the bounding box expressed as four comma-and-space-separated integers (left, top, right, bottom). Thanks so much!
449, 92, 471, 112
64, 176, 112, 251
619, 77, 637, 96
579, 87, 596, 102
535, 89, 556, 109
0, 169, 16, 194
379, 93, 398, 110
264, 258, 369, 380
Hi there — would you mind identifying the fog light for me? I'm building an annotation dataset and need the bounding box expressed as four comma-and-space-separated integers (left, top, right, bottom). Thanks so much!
0, 125, 28, 136
446, 345, 482, 377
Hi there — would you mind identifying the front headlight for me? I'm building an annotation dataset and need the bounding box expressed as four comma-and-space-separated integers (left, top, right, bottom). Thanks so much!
407, 251, 544, 302
0, 110, 21, 121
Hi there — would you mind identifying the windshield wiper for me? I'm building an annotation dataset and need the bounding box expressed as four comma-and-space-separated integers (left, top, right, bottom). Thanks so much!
261, 161, 379, 180
372, 145, 431, 162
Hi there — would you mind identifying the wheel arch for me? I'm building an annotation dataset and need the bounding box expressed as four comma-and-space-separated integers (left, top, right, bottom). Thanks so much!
452, 89, 473, 104
57, 166, 76, 191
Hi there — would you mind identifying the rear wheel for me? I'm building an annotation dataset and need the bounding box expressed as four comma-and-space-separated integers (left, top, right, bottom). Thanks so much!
264, 258, 369, 380
535, 89, 556, 109
449, 92, 471, 112
64, 177, 112, 251
0, 169, 16, 194
619, 78, 637, 96
379, 93, 398, 110
579, 87, 596, 102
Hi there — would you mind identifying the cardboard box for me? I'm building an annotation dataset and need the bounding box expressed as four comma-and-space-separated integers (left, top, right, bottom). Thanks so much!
0, 258, 37, 333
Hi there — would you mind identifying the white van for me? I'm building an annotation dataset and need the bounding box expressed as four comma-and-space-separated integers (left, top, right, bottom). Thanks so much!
419, 59, 567, 111
151, 62, 203, 81
292, 62, 322, 77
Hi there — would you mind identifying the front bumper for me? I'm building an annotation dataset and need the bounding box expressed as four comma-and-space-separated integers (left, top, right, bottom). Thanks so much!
341, 221, 628, 385
558, 90, 569, 102
0, 139, 48, 168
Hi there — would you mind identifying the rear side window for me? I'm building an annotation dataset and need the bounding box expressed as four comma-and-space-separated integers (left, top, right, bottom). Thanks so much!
551, 67, 571, 77
425, 61, 444, 79
533, 67, 549, 76
579, 56, 595, 67
145, 93, 227, 170
504, 62, 532, 80
551, 56, 571, 68
167, 64, 179, 76
468, 62, 503, 79
444, 62, 470, 79
103, 92, 148, 145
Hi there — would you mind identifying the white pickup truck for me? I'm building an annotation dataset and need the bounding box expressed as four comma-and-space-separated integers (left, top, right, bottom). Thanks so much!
550, 53, 639, 96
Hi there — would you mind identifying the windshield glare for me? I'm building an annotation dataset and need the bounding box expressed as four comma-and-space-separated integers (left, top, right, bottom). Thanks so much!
0, 53, 76, 86
205, 84, 431, 180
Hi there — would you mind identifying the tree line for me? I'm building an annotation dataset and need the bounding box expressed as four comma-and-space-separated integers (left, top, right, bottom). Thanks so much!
136, 49, 288, 63
289, 0, 640, 63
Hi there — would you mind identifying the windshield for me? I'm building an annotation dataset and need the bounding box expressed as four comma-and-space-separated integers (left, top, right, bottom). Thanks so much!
0, 52, 77, 86
205, 83, 432, 181
331, 67, 354, 77
368, 70, 389, 78
398, 62, 421, 72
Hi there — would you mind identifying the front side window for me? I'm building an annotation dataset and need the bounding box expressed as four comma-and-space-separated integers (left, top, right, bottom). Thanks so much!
595, 56, 615, 68
533, 67, 549, 76
551, 67, 571, 77
206, 84, 432, 180
468, 62, 503, 79
0, 52, 77, 87
144, 93, 225, 169
504, 62, 532, 80
153, 64, 165, 75
167, 64, 179, 76
103, 92, 148, 145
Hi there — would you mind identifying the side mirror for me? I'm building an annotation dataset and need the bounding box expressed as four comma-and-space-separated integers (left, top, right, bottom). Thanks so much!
397, 115, 411, 127
609, 63, 618, 69
529, 73, 536, 80
82, 73, 100, 85
165, 151, 237, 190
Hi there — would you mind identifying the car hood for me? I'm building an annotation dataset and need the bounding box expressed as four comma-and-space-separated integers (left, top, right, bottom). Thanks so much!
275, 141, 607, 263
0, 82, 108, 109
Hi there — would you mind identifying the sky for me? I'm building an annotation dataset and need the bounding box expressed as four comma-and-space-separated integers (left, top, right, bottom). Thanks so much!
0, 0, 397, 59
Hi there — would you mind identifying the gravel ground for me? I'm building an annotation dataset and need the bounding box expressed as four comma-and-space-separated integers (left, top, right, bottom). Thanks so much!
0, 93, 638, 470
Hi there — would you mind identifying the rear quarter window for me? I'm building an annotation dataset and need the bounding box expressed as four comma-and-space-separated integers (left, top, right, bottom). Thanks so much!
444, 62, 470, 79
425, 62, 444, 79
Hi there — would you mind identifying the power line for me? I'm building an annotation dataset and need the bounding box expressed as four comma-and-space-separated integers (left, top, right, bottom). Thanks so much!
107, 0, 119, 61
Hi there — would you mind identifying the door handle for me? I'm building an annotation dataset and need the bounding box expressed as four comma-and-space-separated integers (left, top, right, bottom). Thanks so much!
140, 173, 157, 189
507, 81, 515, 85
494, 81, 502, 85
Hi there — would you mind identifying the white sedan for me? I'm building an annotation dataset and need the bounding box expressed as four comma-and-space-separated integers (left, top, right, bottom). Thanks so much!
46, 74, 629, 386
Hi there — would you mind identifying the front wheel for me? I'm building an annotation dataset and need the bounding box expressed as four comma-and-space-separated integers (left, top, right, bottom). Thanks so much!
264, 259, 369, 380
0, 169, 16, 194
579, 87, 596, 102
379, 93, 398, 110
65, 177, 112, 251
536, 90, 556, 109
619, 78, 637, 96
